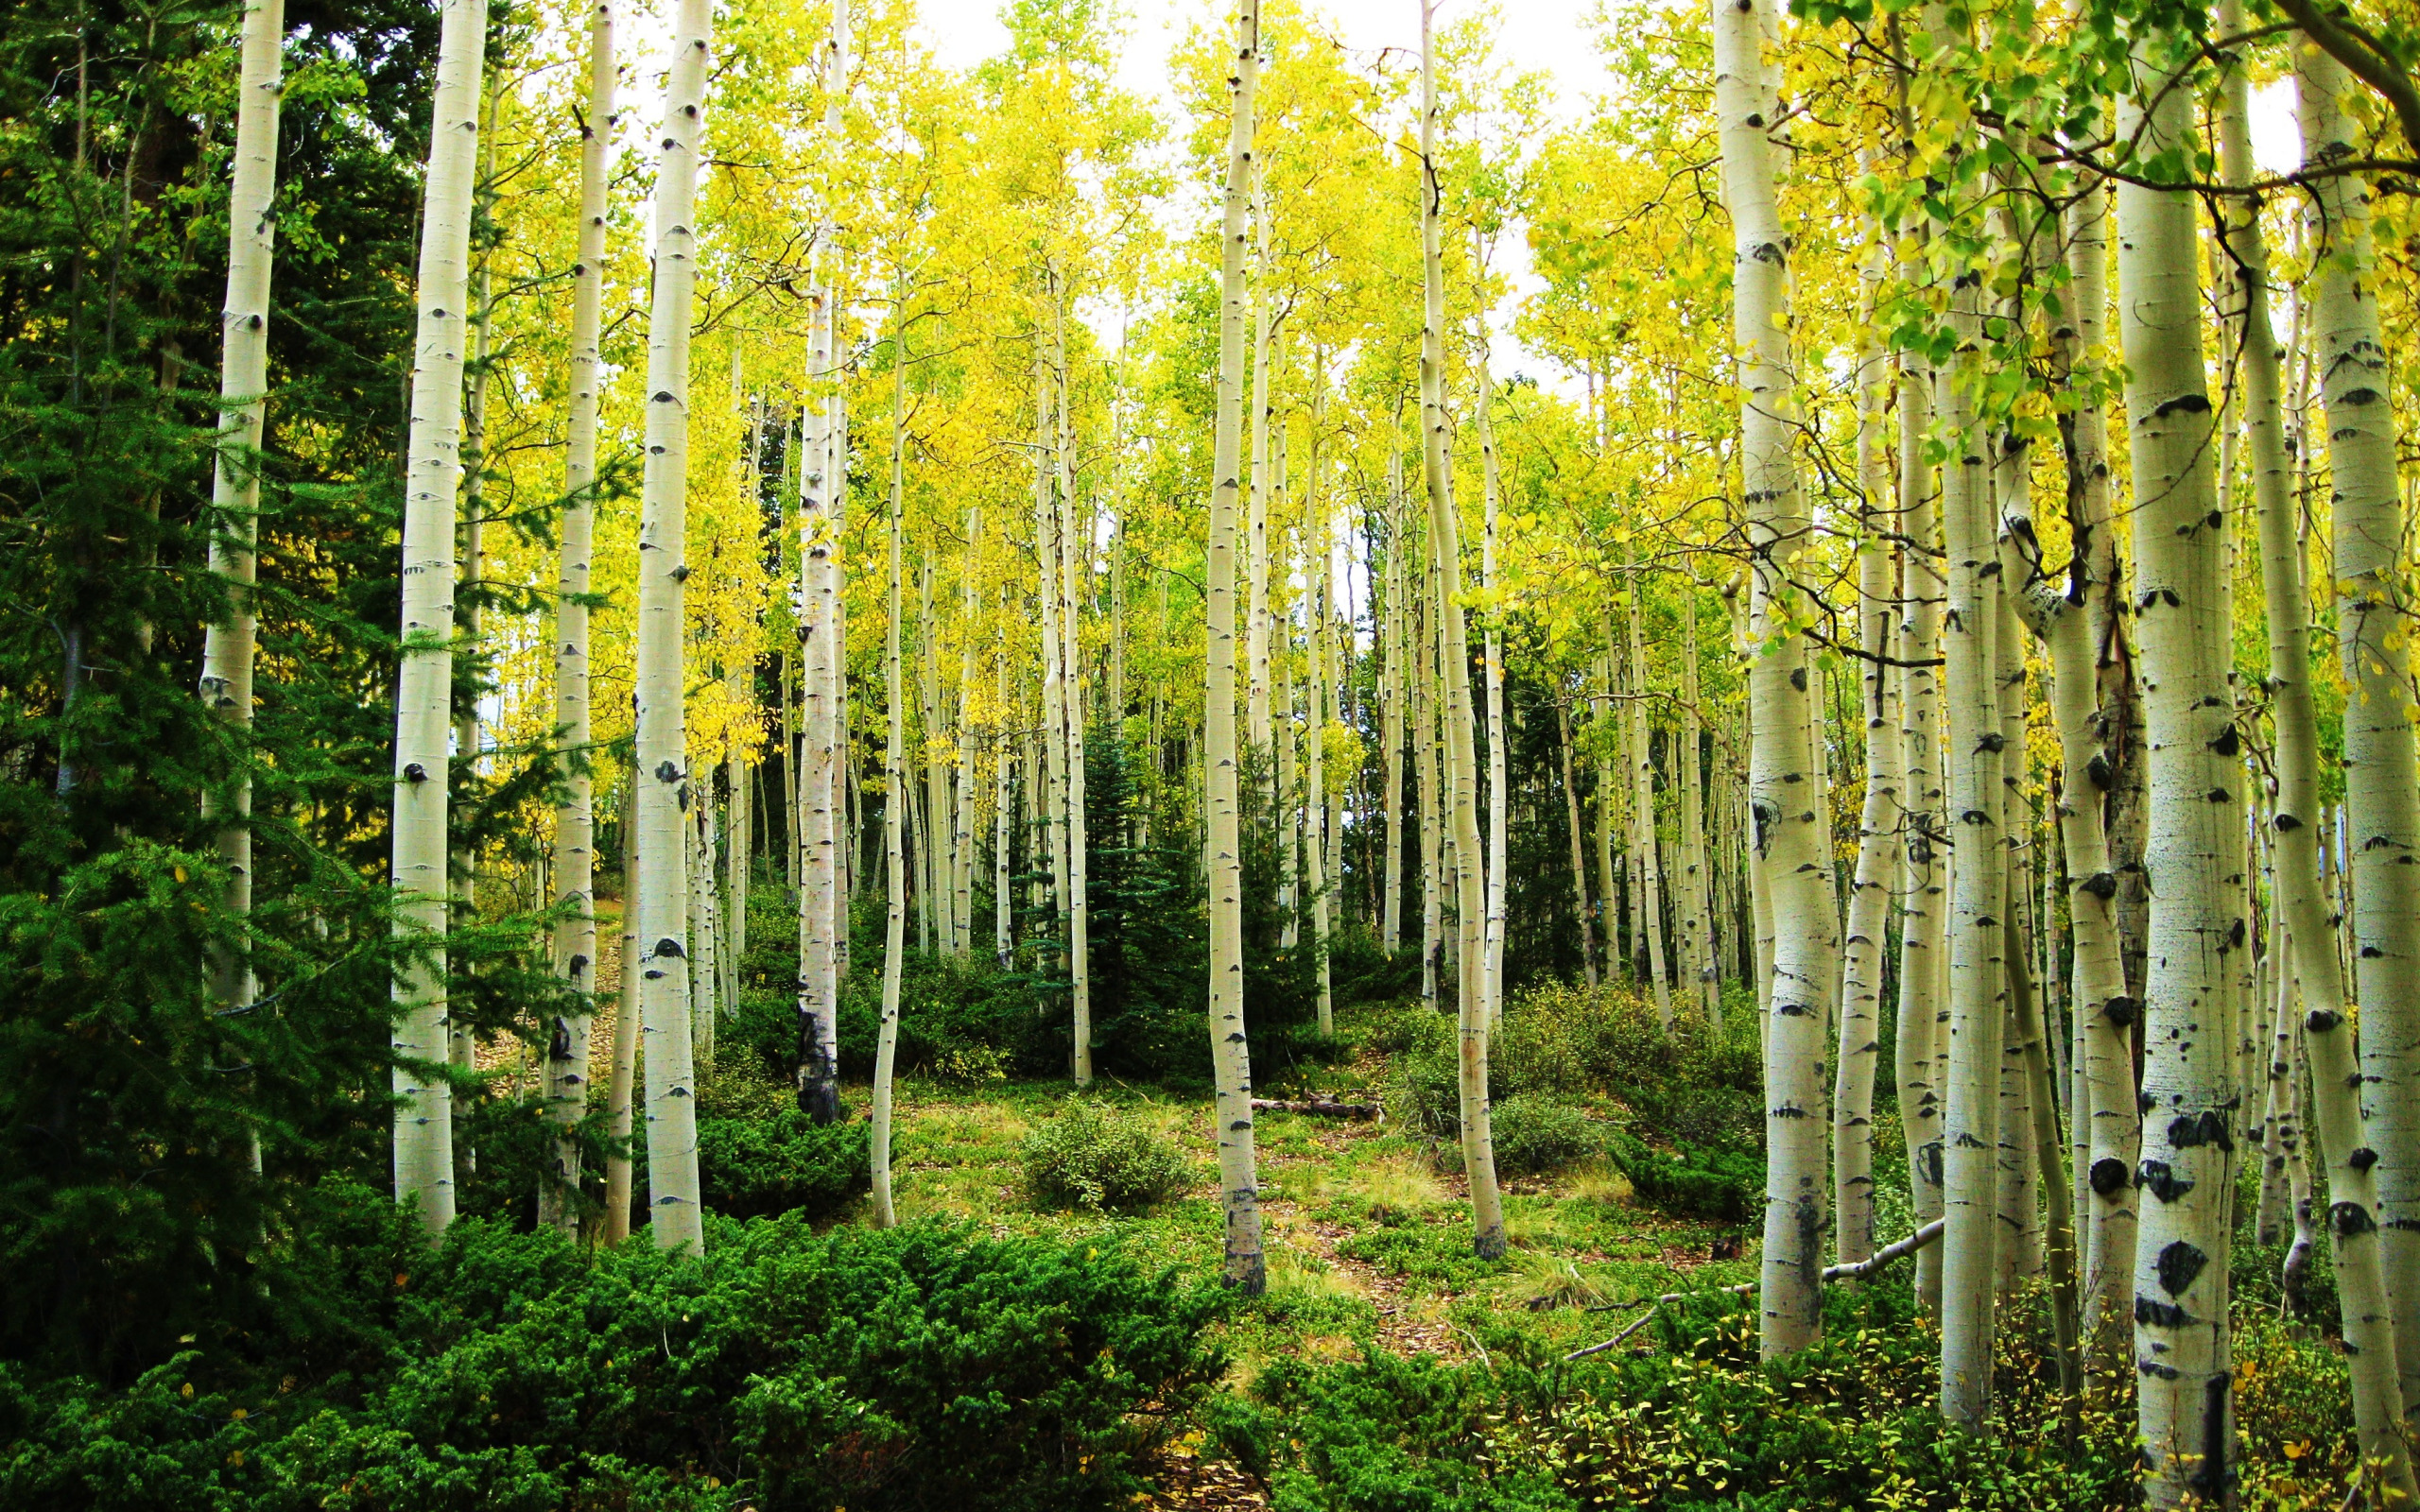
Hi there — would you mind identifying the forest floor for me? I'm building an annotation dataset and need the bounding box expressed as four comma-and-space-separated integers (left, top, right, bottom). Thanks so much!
833, 1043, 1754, 1508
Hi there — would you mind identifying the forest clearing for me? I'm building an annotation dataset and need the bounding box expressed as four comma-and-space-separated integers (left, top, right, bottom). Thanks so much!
8, 0, 2420, 1503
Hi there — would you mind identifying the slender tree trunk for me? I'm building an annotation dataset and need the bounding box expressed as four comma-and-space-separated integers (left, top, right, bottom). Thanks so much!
1557, 696, 1596, 988
1382, 454, 1405, 955
2299, 48, 2420, 1422
389, 0, 488, 1234
631, 0, 713, 1255
2115, 26, 2237, 1496
1628, 592, 1671, 1025
869, 337, 908, 1230
1715, 0, 1836, 1358
1835, 217, 1899, 1267
199, 0, 285, 1165
1056, 332, 1091, 1085
1477, 345, 1507, 1025
1419, 0, 1503, 1259
1204, 0, 1266, 1294
1680, 590, 1717, 1022
603, 801, 640, 1244
1415, 572, 1443, 1005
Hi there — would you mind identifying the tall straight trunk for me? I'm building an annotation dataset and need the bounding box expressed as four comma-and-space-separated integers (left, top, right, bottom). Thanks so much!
957, 507, 979, 960
1056, 322, 1091, 1086
1280, 641, 1299, 949
1419, 0, 1503, 1259
1992, 588, 2038, 1297
2226, 35, 2415, 1482
2115, 26, 2237, 1498
389, 0, 487, 1234
1310, 516, 1333, 1036
917, 557, 941, 954
1627, 594, 1671, 1024
1381, 453, 1405, 954
631, 0, 712, 1255
994, 609, 1013, 968
1715, 0, 1836, 1358
1557, 695, 1596, 988
2301, 48, 2420, 1420
1033, 357, 1069, 1024
687, 800, 718, 1069
1835, 215, 1899, 1266
1679, 590, 1717, 1021
199, 0, 285, 1136
872, 339, 907, 1229
1918, 2, 2002, 1419
1414, 573, 1443, 1005
603, 800, 640, 1244
1204, 0, 1266, 1295
549, 0, 610, 1204
1246, 166, 1273, 764
794, 0, 850, 1119
1477, 345, 1507, 1024
448, 78, 497, 1086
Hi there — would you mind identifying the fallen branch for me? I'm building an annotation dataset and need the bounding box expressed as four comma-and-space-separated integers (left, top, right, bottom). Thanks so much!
1250, 1097, 1381, 1120
1562, 1219, 1945, 1362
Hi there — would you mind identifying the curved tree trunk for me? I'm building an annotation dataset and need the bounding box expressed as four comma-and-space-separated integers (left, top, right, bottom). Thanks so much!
1713, 0, 1836, 1357
389, 0, 489, 1235
1203, 0, 1266, 1295
631, 0, 714, 1256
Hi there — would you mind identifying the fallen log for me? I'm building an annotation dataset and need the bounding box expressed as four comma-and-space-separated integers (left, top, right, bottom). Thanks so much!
1249, 1097, 1381, 1121
1563, 1218, 1945, 1361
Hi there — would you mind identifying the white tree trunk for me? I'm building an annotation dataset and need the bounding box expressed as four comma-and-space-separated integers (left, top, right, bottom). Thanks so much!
1420, 0, 1503, 1259
603, 804, 640, 1244
1679, 590, 1718, 1020
631, 0, 713, 1255
2117, 28, 2237, 1497
1834, 215, 1899, 1267
2229, 41, 2413, 1481
1628, 592, 1671, 1025
1714, 0, 1836, 1357
872, 343, 908, 1230
1477, 345, 1507, 1025
389, 0, 488, 1234
1557, 695, 1596, 988
2300, 48, 2420, 1420
1382, 455, 1405, 955
199, 0, 285, 1139
1204, 0, 1267, 1294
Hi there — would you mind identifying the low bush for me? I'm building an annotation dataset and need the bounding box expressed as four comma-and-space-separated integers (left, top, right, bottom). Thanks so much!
1428, 1094, 1599, 1178
1021, 1099, 1193, 1211
1607, 1130, 1761, 1225
0, 1217, 1230, 1512
697, 1108, 872, 1221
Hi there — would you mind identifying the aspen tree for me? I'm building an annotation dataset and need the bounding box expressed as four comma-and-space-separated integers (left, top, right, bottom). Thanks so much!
631, 0, 714, 1255
2225, 31, 2413, 1479
389, 0, 488, 1233
604, 803, 640, 1244
2116, 18, 2238, 1494
1679, 589, 1718, 1020
1246, 163, 1274, 766
872, 335, 907, 1231
1557, 692, 1596, 988
2301, 45, 2420, 1416
1420, 0, 1503, 1259
199, 0, 285, 1100
957, 507, 979, 960
1280, 626, 1299, 950
1713, 0, 1836, 1356
994, 606, 1013, 967
1476, 341, 1507, 1024
1414, 569, 1443, 1004
1381, 449, 1406, 954
1835, 198, 1899, 1267
1310, 510, 1334, 1038
1627, 592, 1671, 1025
1204, 0, 1266, 1295
1055, 319, 1091, 1085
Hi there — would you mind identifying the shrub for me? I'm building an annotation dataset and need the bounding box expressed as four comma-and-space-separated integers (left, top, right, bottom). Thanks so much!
697, 1108, 873, 1221
1608, 1130, 1761, 1225
1021, 1099, 1193, 1211
1488, 1095, 1600, 1177
0, 1219, 1231, 1512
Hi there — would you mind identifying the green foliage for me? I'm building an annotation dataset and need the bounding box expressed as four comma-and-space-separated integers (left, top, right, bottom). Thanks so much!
1484, 1096, 1600, 1178
1021, 1098, 1192, 1212
1606, 1130, 1763, 1226
0, 1216, 1230, 1512
698, 1110, 873, 1222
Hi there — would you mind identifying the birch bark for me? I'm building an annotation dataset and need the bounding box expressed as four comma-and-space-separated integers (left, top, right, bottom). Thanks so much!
631, 0, 713, 1254
1205, 0, 1266, 1294
389, 0, 487, 1233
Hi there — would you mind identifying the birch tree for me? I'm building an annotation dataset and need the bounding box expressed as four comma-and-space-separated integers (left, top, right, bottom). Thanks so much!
631, 0, 714, 1255
1713, 0, 1835, 1356
1204, 0, 1266, 1295
541, 0, 614, 1234
389, 0, 488, 1234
